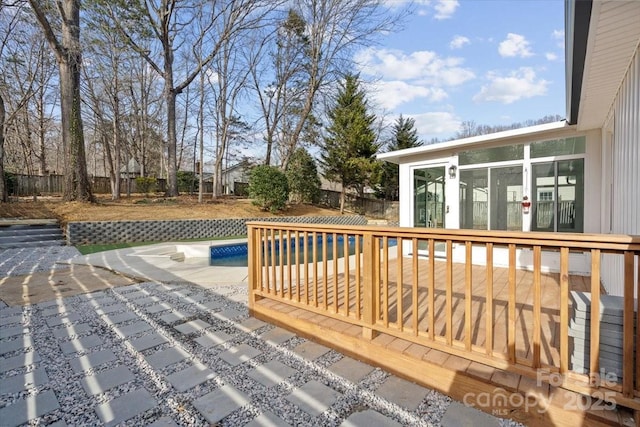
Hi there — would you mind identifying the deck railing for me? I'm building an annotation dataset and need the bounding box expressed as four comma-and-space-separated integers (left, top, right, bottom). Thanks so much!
246, 222, 640, 410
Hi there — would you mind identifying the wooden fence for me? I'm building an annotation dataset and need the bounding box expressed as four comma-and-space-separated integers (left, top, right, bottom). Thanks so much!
318, 189, 397, 219
246, 222, 640, 412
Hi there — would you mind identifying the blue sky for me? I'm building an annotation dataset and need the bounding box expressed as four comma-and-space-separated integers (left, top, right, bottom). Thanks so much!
357, 0, 566, 140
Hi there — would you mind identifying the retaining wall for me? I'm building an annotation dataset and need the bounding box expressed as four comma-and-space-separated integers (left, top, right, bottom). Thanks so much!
66, 215, 367, 245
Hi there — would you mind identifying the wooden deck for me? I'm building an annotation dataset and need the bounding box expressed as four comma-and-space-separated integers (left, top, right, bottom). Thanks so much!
247, 223, 640, 425
269, 258, 592, 369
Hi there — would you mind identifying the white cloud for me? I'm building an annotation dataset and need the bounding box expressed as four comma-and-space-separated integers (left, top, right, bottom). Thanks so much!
552, 29, 565, 48
473, 67, 548, 104
355, 47, 475, 87
381, 0, 458, 20
545, 52, 558, 61
409, 112, 462, 136
366, 80, 448, 110
498, 33, 533, 58
434, 0, 459, 20
450, 35, 470, 49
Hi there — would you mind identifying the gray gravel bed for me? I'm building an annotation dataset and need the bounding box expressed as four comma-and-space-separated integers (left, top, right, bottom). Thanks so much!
0, 247, 81, 277
0, 248, 525, 426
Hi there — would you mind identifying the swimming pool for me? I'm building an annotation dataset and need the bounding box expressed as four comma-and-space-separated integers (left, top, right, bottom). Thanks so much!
209, 235, 396, 267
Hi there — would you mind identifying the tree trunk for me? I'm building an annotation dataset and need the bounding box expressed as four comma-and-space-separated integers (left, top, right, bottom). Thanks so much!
0, 94, 6, 202
59, 57, 93, 201
29, 0, 93, 202
165, 84, 178, 196
340, 187, 345, 214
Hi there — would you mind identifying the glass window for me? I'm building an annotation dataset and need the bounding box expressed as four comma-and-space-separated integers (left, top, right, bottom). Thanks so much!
458, 144, 524, 166
532, 159, 584, 232
530, 136, 586, 158
459, 169, 488, 230
490, 166, 523, 231
459, 166, 522, 231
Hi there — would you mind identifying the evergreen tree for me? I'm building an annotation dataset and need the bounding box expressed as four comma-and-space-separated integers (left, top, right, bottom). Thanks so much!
377, 115, 423, 200
321, 74, 379, 213
286, 148, 321, 204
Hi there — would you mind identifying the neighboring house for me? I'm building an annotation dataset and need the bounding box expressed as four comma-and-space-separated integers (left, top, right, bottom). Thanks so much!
201, 161, 252, 195
378, 0, 639, 297
119, 158, 141, 178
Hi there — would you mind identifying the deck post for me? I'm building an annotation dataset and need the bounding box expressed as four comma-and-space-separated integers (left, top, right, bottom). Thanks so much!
247, 225, 262, 311
362, 232, 378, 340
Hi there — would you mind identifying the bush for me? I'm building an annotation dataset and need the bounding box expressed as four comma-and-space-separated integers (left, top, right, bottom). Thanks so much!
135, 176, 157, 196
286, 148, 321, 204
177, 171, 197, 193
249, 165, 289, 213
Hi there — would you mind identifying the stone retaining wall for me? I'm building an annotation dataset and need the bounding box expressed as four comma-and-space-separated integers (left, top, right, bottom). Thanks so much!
66, 215, 367, 245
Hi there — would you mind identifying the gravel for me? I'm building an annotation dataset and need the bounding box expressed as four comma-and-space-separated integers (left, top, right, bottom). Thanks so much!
0, 246, 81, 277
0, 247, 525, 427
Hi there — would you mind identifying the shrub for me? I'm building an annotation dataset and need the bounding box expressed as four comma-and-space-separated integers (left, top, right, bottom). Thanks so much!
286, 148, 321, 204
177, 171, 197, 193
249, 165, 289, 213
135, 176, 157, 196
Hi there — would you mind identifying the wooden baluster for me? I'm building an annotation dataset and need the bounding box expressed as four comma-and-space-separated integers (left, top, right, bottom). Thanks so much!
382, 236, 389, 328
362, 233, 377, 339
428, 239, 435, 340
589, 249, 601, 387
623, 251, 634, 397
446, 240, 453, 346
313, 232, 318, 307
279, 231, 284, 298
333, 233, 339, 313
559, 247, 569, 375
413, 238, 420, 336
323, 232, 328, 310
344, 233, 350, 316
270, 228, 277, 295
397, 237, 404, 332
465, 241, 472, 351
532, 245, 542, 369
295, 230, 301, 303
355, 235, 361, 319
486, 242, 494, 356
304, 231, 309, 305
508, 244, 516, 363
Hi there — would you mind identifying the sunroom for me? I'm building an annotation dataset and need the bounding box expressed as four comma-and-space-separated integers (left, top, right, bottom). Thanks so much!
377, 121, 599, 275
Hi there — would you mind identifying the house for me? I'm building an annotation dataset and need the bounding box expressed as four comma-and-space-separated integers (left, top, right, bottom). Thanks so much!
201, 161, 252, 195
377, 0, 640, 297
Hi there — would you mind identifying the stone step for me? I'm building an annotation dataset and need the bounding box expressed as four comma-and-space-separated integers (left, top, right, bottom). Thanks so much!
0, 219, 66, 249
0, 225, 63, 237
0, 239, 66, 249
0, 232, 65, 244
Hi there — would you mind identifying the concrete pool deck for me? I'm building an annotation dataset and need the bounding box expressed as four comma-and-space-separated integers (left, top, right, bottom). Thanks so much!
69, 241, 250, 287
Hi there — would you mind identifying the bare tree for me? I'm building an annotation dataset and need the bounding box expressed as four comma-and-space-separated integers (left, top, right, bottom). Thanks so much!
253, 1, 403, 170
102, 0, 278, 197
28, 0, 93, 201
1, 4, 57, 200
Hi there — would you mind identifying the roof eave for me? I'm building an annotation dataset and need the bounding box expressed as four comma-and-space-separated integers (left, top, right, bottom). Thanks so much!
565, 0, 593, 125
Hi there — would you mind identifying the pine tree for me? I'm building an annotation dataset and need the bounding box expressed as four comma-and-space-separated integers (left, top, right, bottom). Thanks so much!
378, 115, 423, 200
321, 74, 379, 213
286, 148, 321, 204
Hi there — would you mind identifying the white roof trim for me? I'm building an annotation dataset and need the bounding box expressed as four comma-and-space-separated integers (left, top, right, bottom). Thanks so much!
377, 121, 573, 164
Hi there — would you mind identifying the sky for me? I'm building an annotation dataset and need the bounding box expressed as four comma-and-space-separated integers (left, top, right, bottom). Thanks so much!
358, 0, 567, 141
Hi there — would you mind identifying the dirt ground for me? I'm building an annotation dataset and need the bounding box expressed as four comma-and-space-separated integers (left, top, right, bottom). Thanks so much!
0, 195, 342, 224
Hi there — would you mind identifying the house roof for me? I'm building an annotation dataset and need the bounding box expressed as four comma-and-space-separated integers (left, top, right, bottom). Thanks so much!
568, 0, 640, 130
377, 121, 573, 164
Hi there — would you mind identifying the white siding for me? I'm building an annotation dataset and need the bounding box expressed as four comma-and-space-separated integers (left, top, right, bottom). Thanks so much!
601, 48, 640, 296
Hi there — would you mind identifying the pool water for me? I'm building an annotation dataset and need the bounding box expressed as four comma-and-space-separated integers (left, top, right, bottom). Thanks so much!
209, 235, 396, 267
